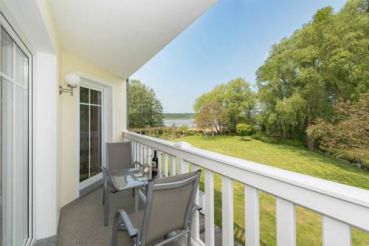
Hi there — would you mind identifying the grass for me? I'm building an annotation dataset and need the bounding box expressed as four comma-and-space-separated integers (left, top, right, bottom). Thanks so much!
176, 135, 369, 246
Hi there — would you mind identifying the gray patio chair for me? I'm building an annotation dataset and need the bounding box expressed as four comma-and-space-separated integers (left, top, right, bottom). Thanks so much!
111, 170, 201, 246
102, 142, 139, 224
103, 141, 136, 193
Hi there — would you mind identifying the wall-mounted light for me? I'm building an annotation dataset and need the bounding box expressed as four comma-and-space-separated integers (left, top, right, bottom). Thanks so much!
59, 72, 81, 96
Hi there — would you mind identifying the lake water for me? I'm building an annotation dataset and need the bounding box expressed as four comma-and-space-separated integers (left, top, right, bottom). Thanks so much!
164, 118, 196, 128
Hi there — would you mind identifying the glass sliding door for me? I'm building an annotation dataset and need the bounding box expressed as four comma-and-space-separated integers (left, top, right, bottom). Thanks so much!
1, 26, 30, 245
79, 87, 102, 183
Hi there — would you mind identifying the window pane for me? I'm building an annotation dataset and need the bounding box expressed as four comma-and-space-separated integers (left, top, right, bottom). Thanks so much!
14, 86, 28, 245
80, 105, 89, 182
15, 46, 29, 87
1, 79, 13, 245
1, 29, 13, 77
80, 87, 89, 104
90, 106, 101, 177
90, 89, 101, 105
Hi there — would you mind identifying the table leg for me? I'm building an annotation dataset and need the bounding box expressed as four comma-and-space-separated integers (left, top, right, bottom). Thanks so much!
104, 177, 109, 226
134, 187, 139, 211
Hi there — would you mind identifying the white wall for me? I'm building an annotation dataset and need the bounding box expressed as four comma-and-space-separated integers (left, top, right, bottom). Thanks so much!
33, 52, 59, 240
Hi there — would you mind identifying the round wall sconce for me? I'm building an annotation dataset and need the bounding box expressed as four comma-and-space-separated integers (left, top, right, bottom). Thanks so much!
59, 72, 81, 96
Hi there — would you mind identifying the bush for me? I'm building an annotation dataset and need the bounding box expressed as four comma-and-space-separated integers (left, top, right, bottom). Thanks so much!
236, 123, 253, 136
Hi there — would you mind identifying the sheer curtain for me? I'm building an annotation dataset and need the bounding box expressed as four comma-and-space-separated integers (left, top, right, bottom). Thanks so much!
1, 26, 30, 246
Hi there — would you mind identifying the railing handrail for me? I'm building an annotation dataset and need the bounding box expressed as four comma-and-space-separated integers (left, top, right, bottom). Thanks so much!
123, 130, 369, 231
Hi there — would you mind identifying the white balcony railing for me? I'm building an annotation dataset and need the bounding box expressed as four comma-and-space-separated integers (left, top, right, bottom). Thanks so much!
123, 130, 369, 246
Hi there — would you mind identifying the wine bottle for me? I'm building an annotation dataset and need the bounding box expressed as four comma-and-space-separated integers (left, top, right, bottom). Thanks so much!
152, 150, 158, 178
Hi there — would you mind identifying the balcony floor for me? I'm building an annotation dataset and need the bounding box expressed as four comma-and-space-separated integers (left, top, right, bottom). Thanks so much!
58, 188, 135, 245
58, 187, 225, 246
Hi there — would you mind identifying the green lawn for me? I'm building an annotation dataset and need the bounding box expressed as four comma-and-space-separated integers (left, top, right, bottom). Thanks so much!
177, 135, 369, 246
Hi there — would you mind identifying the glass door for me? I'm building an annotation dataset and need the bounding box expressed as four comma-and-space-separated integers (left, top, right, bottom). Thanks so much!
1, 26, 30, 245
79, 87, 103, 183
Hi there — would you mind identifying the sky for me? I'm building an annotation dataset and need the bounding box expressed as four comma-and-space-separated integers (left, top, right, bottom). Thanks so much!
132, 0, 347, 113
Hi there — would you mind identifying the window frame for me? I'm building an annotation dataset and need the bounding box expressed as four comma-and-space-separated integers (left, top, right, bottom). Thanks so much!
0, 12, 33, 246
79, 86, 104, 182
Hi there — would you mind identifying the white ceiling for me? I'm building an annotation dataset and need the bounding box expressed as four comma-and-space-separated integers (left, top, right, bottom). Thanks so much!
0, 0, 56, 53
49, 0, 216, 78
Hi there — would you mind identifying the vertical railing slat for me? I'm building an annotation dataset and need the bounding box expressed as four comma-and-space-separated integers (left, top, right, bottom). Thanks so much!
323, 216, 351, 246
222, 176, 234, 246
182, 160, 189, 173
163, 153, 168, 177
134, 141, 137, 163
205, 170, 215, 246
170, 156, 176, 176
276, 198, 296, 246
177, 155, 183, 174
245, 185, 260, 246
157, 151, 162, 172
191, 165, 201, 242
134, 141, 138, 163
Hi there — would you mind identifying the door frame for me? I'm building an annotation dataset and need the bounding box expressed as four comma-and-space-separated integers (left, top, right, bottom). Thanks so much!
0, 12, 33, 246
76, 76, 113, 193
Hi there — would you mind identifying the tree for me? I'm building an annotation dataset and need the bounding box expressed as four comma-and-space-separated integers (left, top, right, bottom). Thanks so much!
256, 0, 369, 143
194, 101, 226, 135
307, 93, 369, 167
194, 78, 256, 132
128, 80, 164, 128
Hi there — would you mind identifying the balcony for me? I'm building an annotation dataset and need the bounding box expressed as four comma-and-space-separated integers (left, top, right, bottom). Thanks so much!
121, 130, 369, 246
57, 131, 369, 246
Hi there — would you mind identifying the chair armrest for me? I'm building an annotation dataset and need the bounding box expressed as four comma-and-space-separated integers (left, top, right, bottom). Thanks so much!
115, 209, 138, 238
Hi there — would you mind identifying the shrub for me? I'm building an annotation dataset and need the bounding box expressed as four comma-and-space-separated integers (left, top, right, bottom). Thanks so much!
236, 123, 253, 136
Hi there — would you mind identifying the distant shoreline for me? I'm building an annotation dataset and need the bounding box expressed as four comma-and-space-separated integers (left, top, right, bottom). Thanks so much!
163, 113, 194, 120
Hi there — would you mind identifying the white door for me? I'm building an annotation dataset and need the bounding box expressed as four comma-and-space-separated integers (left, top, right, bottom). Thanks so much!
79, 86, 103, 185
1, 24, 31, 245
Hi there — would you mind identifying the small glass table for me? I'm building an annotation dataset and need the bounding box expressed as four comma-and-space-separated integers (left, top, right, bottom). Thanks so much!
104, 166, 150, 226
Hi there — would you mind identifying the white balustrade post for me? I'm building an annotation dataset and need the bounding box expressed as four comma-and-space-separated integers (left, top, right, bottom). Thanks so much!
205, 170, 215, 246
276, 198, 296, 246
140, 144, 145, 164
245, 186, 259, 246
163, 153, 168, 177
191, 165, 202, 244
131, 141, 138, 162
175, 141, 191, 174
157, 151, 162, 172
137, 143, 141, 164
147, 147, 152, 165
222, 176, 234, 246
170, 156, 176, 176
323, 216, 351, 246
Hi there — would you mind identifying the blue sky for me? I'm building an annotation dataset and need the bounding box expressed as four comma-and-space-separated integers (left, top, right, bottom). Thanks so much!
132, 0, 347, 113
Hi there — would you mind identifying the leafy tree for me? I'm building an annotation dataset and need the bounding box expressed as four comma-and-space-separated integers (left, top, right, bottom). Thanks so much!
256, 0, 369, 143
194, 78, 256, 132
128, 80, 164, 128
307, 93, 369, 167
194, 101, 226, 135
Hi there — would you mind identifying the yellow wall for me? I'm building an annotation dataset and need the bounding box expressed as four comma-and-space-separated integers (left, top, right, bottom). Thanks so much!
38, 0, 127, 209
59, 51, 127, 207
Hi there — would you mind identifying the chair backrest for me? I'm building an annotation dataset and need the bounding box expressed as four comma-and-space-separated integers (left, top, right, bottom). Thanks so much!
140, 171, 201, 244
106, 142, 132, 172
